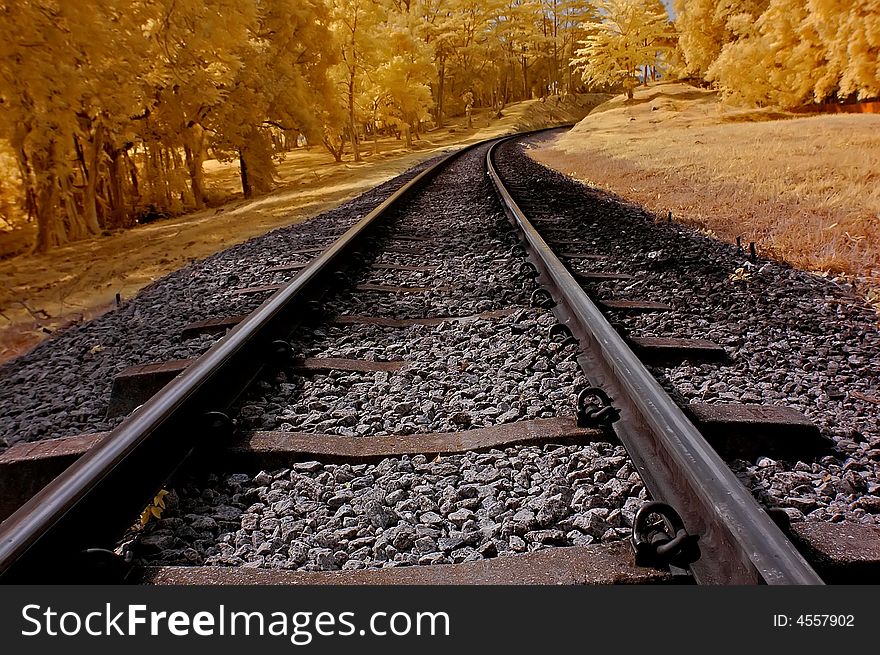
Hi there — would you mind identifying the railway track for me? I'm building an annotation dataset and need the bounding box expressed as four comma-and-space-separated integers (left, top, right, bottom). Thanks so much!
0, 129, 876, 584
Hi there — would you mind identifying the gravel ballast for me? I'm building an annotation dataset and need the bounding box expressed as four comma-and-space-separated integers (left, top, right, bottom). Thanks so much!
0, 157, 443, 448
499, 136, 880, 527
124, 143, 646, 570
130, 445, 644, 570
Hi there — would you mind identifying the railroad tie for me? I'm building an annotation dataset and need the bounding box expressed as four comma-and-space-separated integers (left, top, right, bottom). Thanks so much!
572, 271, 634, 282
786, 522, 880, 584
181, 308, 518, 340
107, 357, 406, 417
561, 253, 607, 261
389, 234, 431, 243
598, 300, 672, 313
106, 359, 193, 417
383, 245, 425, 255
370, 263, 438, 272
355, 283, 451, 294
231, 283, 285, 296
332, 309, 517, 327
0, 418, 606, 522
550, 240, 599, 248
182, 314, 250, 340
265, 261, 309, 273
143, 544, 673, 585
628, 336, 728, 364
686, 403, 830, 460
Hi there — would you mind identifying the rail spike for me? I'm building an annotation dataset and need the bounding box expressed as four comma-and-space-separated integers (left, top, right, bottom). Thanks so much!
631, 501, 700, 571
575, 387, 620, 428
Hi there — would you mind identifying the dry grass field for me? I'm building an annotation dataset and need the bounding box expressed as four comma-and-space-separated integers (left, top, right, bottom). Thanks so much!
0, 94, 606, 362
532, 83, 880, 301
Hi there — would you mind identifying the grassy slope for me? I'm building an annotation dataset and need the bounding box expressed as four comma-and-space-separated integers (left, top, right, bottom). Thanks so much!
0, 94, 609, 362
532, 82, 880, 299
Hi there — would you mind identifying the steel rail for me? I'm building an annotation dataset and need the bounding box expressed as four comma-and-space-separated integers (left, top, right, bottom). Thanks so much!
0, 139, 488, 583
487, 137, 823, 584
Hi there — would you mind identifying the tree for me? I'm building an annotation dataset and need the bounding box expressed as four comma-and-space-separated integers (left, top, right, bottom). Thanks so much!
3, 0, 637, 253
571, 0, 673, 100
327, 0, 385, 163
802, 0, 880, 101
541, 0, 600, 95
208, 0, 335, 197
366, 5, 435, 147
706, 0, 880, 107
673, 1, 770, 80
0, 0, 343, 251
0, 0, 153, 250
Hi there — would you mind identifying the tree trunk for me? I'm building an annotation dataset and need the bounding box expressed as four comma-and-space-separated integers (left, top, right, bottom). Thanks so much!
239, 149, 252, 199
80, 125, 104, 234
347, 72, 361, 163
105, 146, 126, 229
436, 60, 446, 128
123, 149, 140, 219
159, 147, 173, 208
33, 140, 66, 252
59, 173, 89, 240
184, 125, 206, 210
347, 117, 360, 162
322, 133, 344, 162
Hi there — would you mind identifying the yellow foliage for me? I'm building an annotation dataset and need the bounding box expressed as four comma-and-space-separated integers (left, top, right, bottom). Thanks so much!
674, 1, 771, 78
572, 0, 674, 99
679, 0, 880, 107
139, 489, 170, 526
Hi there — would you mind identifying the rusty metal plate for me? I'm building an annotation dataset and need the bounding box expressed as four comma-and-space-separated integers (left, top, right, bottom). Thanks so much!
144, 543, 673, 585
225, 417, 604, 467
688, 403, 829, 459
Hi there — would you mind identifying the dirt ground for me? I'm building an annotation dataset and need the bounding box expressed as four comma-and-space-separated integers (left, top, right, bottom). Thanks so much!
0, 95, 607, 363
531, 83, 880, 309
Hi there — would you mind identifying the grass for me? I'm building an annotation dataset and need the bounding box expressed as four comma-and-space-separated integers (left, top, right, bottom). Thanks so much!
531, 83, 880, 298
